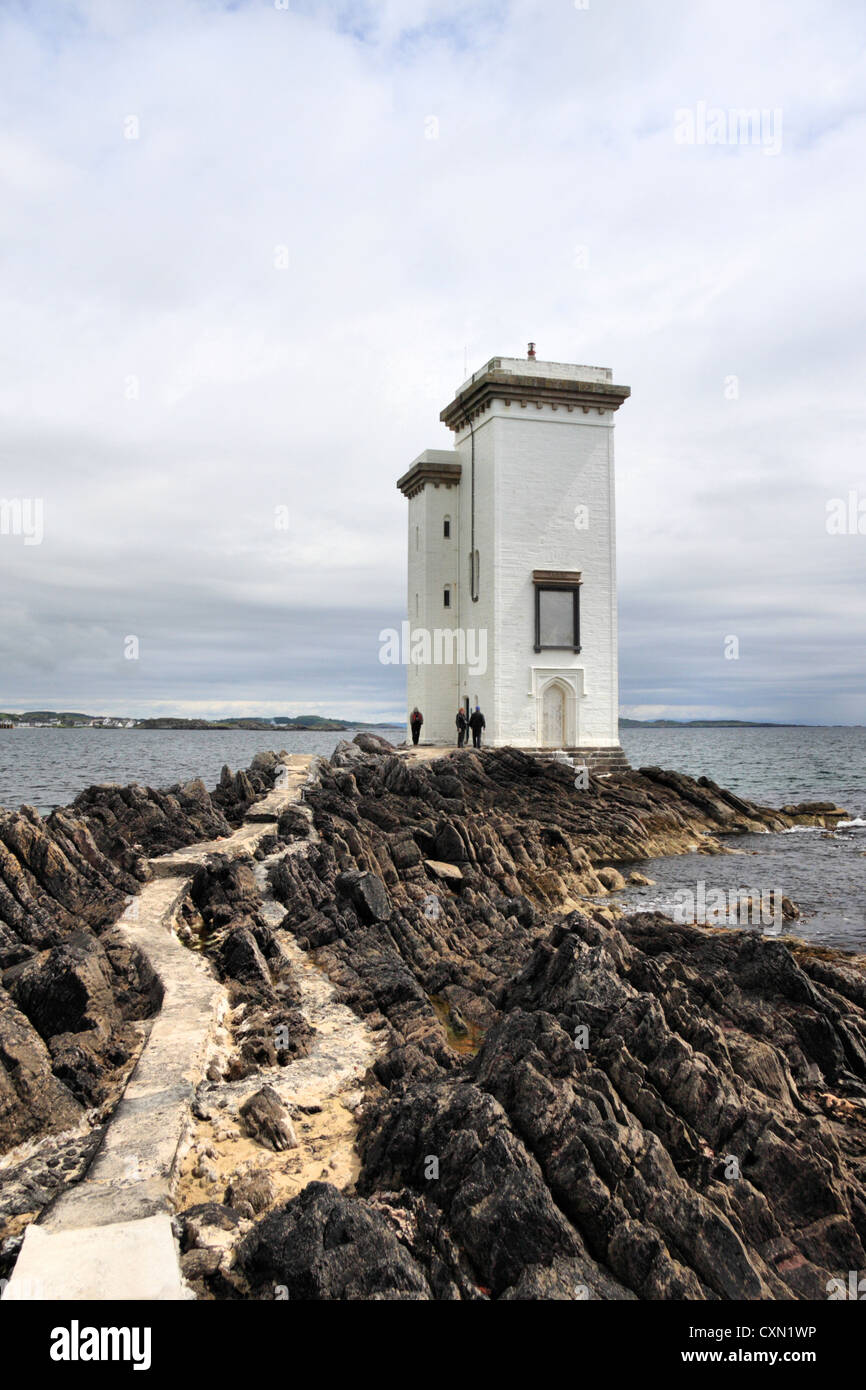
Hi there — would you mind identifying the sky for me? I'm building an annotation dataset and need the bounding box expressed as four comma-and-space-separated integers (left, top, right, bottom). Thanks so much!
1, 0, 865, 724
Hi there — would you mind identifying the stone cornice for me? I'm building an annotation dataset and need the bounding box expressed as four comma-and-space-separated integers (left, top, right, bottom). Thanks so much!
396, 459, 462, 499
533, 569, 583, 585
440, 370, 630, 430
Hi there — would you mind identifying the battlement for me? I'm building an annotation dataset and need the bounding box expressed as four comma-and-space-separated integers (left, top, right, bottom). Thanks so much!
456, 357, 613, 394
441, 354, 630, 430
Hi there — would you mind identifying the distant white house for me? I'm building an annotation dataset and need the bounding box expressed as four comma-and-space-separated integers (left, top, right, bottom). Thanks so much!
397, 348, 630, 762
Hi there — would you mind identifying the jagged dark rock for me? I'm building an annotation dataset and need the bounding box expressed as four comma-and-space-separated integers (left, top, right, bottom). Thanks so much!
336, 870, 392, 924
178, 855, 314, 1072
2, 742, 861, 1302
0, 756, 286, 1229
2, 926, 160, 1115
231, 746, 863, 1301
0, 993, 84, 1148
235, 1182, 433, 1299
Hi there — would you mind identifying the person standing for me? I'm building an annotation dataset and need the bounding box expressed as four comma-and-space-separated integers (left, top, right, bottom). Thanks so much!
455, 707, 467, 747
409, 707, 424, 745
468, 705, 485, 748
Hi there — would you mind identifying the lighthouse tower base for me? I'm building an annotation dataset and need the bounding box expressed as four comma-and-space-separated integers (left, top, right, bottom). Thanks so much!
527, 744, 631, 774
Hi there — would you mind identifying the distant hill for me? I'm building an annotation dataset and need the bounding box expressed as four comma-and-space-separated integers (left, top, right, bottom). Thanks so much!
3, 710, 94, 723
0, 710, 402, 730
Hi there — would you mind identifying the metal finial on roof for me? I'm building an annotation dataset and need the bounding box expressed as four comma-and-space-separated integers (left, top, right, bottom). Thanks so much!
527, 342, 536, 360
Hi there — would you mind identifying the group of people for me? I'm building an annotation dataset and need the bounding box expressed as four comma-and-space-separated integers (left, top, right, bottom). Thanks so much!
457, 705, 485, 747
408, 705, 485, 748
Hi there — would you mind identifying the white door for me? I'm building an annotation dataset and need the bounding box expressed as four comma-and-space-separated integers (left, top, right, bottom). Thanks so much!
542, 683, 565, 747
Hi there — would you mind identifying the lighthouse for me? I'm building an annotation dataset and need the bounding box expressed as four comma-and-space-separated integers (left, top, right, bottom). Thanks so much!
396, 348, 630, 767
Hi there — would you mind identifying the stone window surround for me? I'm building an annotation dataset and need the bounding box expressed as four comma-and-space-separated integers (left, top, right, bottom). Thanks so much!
533, 571, 582, 654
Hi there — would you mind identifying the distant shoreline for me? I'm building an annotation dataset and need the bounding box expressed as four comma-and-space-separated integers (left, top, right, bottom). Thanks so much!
0, 725, 404, 733
0, 715, 403, 732
2, 714, 862, 731
618, 720, 856, 729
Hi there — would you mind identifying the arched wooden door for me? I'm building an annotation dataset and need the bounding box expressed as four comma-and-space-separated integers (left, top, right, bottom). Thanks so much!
541, 681, 566, 747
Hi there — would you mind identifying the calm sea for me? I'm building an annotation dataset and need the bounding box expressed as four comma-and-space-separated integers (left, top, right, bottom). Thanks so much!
618, 726, 866, 953
0, 724, 863, 951
0, 727, 401, 816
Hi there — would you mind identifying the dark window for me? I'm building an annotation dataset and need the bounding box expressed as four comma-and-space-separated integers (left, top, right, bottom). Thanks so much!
443, 518, 451, 538
443, 587, 451, 608
534, 582, 580, 652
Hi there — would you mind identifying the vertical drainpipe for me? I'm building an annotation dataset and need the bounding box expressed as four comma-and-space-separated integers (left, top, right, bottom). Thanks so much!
459, 402, 479, 723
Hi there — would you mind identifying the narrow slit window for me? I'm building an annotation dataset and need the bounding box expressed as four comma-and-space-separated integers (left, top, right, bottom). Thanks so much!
443, 585, 451, 609
443, 516, 451, 538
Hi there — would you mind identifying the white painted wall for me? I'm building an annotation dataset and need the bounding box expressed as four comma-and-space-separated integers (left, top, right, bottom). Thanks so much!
406, 476, 462, 744
454, 419, 496, 735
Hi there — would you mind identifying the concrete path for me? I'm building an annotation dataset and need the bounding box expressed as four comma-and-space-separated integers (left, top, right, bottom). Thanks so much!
3, 756, 315, 1301
6, 1214, 182, 1302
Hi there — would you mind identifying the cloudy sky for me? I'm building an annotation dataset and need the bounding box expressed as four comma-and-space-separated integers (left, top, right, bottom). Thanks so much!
1, 0, 864, 724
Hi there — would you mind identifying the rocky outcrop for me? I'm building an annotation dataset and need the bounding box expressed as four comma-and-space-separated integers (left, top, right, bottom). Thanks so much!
206, 742, 864, 1301
474, 915, 866, 1299
0, 993, 84, 1148
3, 739, 861, 1301
261, 746, 846, 1091
70, 753, 281, 862
5, 929, 159, 1113
178, 855, 314, 1076
0, 807, 141, 961
235, 1182, 434, 1300
0, 923, 162, 1153
0, 757, 283, 1178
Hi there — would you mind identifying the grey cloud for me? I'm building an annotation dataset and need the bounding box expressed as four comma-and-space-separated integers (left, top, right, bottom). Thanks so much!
1, 0, 864, 721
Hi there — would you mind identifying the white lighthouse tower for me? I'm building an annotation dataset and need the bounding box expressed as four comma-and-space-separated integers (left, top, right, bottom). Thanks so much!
396, 347, 630, 767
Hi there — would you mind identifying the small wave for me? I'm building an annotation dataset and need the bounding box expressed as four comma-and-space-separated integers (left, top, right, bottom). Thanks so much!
836, 818, 866, 829
781, 826, 824, 835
